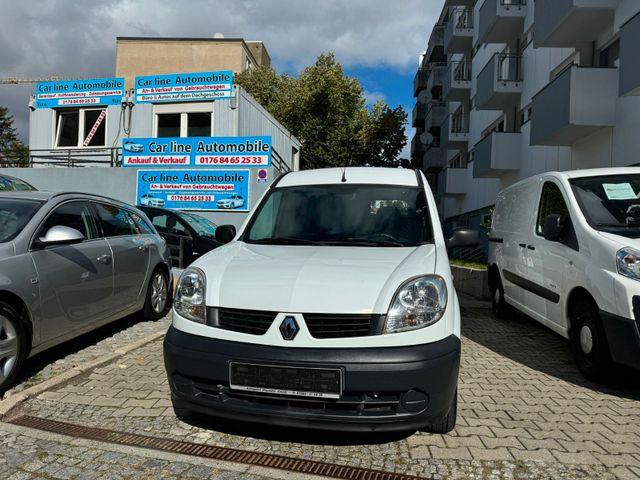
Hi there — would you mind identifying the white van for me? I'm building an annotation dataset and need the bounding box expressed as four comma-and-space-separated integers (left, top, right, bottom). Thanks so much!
488, 168, 640, 380
164, 167, 478, 433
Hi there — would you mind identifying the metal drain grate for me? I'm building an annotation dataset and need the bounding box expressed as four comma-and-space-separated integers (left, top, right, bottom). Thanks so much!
10, 415, 424, 480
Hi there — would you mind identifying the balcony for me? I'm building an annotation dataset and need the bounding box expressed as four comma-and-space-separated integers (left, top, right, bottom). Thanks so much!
444, 61, 472, 101
437, 168, 467, 197
534, 0, 618, 48
530, 65, 618, 146
473, 132, 521, 178
476, 53, 523, 110
445, 8, 474, 54
425, 24, 447, 64
441, 111, 470, 149
620, 12, 640, 96
427, 63, 447, 92
425, 101, 447, 130
423, 146, 445, 173
478, 0, 527, 45
413, 69, 428, 97
412, 102, 427, 128
411, 131, 428, 155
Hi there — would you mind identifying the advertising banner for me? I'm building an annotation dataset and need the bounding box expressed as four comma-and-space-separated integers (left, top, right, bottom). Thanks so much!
35, 78, 125, 108
136, 169, 249, 211
134, 71, 233, 103
122, 136, 271, 168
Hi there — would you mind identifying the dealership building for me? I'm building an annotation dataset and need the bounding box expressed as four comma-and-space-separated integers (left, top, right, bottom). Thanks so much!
411, 0, 640, 241
4, 37, 300, 227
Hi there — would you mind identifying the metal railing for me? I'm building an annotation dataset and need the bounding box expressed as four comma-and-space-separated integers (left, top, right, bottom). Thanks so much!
496, 54, 523, 82
451, 109, 470, 134
452, 61, 472, 82
451, 8, 473, 30
27, 148, 121, 167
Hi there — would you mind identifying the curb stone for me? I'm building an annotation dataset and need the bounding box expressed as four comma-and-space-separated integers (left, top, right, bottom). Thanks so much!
0, 329, 167, 420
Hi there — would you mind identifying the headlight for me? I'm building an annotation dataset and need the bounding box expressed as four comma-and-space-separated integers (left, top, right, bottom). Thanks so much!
174, 267, 206, 323
384, 275, 448, 334
617, 247, 640, 281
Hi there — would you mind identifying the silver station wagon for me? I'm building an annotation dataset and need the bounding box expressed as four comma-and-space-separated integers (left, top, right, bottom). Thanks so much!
0, 192, 172, 393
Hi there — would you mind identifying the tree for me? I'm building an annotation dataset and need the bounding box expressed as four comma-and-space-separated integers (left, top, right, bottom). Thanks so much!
0, 106, 28, 167
235, 53, 407, 170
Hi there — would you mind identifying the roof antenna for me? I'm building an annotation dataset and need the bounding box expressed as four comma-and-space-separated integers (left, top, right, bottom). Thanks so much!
341, 167, 347, 183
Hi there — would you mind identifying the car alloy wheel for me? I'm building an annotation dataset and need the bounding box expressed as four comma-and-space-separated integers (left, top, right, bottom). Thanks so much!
0, 316, 18, 384
151, 272, 168, 314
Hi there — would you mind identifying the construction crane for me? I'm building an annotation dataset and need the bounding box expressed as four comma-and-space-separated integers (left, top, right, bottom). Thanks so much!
0, 76, 93, 85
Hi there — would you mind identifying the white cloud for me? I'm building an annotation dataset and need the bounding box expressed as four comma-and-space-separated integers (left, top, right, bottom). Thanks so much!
363, 90, 387, 106
0, 0, 441, 141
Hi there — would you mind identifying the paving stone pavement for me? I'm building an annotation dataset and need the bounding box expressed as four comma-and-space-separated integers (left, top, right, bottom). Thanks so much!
2, 314, 171, 399
5, 299, 639, 479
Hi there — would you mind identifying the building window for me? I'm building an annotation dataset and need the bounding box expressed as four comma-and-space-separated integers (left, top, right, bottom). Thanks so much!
54, 108, 107, 148
599, 39, 620, 68
153, 103, 213, 138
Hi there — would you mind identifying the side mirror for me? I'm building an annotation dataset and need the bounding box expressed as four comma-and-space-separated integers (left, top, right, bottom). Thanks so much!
215, 224, 236, 244
37, 226, 85, 247
543, 214, 565, 242
447, 229, 479, 249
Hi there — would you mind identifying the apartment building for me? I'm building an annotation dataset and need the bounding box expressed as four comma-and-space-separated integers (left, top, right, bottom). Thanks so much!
412, 0, 640, 244
116, 36, 271, 89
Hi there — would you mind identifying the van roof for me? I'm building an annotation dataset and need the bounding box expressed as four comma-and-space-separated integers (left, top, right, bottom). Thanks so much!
556, 167, 640, 179
277, 167, 420, 188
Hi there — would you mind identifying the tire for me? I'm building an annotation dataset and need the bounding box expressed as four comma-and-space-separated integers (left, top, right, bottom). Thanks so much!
142, 268, 171, 320
569, 297, 611, 381
0, 302, 28, 396
490, 271, 510, 319
424, 391, 457, 434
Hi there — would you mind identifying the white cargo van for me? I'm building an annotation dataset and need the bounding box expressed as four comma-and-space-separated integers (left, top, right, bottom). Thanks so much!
488, 168, 640, 380
164, 167, 478, 433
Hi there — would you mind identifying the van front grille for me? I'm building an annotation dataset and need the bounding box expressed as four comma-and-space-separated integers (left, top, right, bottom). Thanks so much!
210, 308, 383, 338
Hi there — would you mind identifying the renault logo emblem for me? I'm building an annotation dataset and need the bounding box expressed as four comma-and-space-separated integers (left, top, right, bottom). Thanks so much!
279, 316, 299, 341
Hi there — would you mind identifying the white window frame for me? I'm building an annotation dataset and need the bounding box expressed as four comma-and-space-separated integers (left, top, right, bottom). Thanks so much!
53, 107, 109, 149
153, 102, 214, 138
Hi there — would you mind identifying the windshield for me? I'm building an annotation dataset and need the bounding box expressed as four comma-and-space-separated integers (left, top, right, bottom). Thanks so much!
178, 212, 217, 237
0, 176, 36, 192
244, 184, 432, 247
570, 174, 640, 238
0, 198, 43, 242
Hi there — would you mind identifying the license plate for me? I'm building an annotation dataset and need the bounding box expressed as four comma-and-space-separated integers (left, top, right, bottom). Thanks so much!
229, 362, 342, 399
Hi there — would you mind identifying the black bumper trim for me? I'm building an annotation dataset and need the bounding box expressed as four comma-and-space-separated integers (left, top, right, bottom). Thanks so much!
163, 327, 460, 432
600, 309, 640, 370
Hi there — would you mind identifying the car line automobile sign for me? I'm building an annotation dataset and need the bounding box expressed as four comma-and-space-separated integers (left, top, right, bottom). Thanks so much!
136, 169, 249, 212
134, 71, 233, 103
122, 136, 272, 168
35, 78, 125, 108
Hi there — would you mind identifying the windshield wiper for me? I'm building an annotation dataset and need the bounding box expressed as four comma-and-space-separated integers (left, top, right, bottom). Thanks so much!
248, 237, 322, 246
324, 238, 406, 247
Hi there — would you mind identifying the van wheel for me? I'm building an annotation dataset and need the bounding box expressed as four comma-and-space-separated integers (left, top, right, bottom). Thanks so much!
0, 302, 27, 396
490, 273, 510, 319
570, 298, 611, 381
143, 269, 170, 320
424, 391, 457, 434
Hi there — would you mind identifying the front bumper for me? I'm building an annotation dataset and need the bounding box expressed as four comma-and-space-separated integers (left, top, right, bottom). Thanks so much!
163, 326, 460, 432
601, 295, 640, 370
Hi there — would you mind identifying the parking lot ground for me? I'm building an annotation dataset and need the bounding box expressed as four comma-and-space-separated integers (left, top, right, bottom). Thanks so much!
1, 296, 639, 479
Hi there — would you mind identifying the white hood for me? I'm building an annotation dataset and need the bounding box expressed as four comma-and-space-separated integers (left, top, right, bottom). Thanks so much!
597, 231, 640, 249
194, 242, 438, 314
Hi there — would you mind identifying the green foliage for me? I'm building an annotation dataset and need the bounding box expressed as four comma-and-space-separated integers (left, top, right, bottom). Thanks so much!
235, 53, 407, 170
0, 106, 28, 167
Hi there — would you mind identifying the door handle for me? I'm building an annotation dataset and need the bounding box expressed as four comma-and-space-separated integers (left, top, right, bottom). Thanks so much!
518, 243, 526, 248
527, 245, 536, 251
97, 254, 111, 264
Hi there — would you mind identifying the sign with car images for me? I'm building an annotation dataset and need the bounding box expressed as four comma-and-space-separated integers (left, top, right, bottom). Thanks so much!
122, 136, 272, 168
136, 169, 249, 211
34, 77, 125, 108
133, 71, 233, 103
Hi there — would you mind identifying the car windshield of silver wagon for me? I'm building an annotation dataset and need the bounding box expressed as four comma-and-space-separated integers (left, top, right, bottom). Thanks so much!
244, 184, 432, 247
570, 174, 640, 238
179, 212, 217, 238
0, 198, 44, 243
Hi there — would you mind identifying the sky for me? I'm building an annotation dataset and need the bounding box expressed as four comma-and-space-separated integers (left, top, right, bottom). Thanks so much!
0, 0, 441, 159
